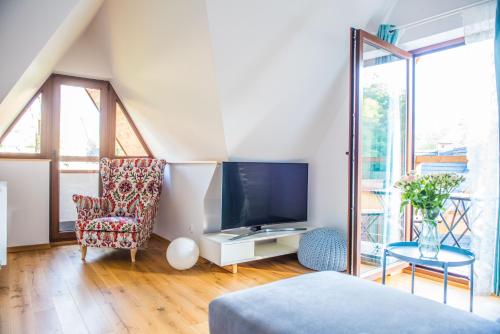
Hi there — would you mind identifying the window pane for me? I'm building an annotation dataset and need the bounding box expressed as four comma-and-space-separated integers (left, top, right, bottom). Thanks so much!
58, 84, 101, 234
115, 139, 126, 156
359, 42, 408, 276
414, 41, 495, 191
115, 102, 148, 156
414, 40, 497, 276
86, 88, 100, 110
59, 161, 99, 232
0, 94, 42, 153
59, 85, 100, 157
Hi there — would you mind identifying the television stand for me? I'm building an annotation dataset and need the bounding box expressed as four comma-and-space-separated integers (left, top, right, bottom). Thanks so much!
230, 227, 307, 241
200, 228, 309, 273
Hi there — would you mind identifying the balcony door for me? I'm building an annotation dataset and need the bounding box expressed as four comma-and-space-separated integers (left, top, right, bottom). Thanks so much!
348, 29, 413, 277
50, 76, 110, 241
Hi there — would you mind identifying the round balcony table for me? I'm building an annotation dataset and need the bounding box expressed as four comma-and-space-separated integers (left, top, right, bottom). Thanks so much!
382, 241, 475, 312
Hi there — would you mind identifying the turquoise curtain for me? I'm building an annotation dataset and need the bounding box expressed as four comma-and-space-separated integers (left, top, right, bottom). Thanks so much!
494, 0, 500, 297
375, 24, 399, 65
376, 24, 399, 44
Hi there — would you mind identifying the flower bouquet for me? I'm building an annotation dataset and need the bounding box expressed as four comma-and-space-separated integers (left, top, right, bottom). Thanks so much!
395, 172, 465, 258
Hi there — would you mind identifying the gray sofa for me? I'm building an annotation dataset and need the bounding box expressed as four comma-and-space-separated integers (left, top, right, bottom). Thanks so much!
209, 271, 500, 334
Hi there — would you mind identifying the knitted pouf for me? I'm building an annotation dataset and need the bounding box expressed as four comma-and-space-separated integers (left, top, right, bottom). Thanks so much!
298, 228, 347, 272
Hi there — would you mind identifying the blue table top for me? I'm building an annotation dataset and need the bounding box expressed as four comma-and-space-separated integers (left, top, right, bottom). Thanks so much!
385, 242, 475, 267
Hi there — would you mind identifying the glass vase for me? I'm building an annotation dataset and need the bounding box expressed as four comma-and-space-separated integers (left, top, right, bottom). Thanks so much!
418, 209, 441, 258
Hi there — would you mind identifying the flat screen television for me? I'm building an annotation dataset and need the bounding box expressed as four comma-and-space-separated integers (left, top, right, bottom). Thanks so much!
221, 162, 308, 231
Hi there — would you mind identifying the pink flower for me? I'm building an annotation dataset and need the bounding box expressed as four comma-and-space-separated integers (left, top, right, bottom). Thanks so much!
401, 174, 415, 182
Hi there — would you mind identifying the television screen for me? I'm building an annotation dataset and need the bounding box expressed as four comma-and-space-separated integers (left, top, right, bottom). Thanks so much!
221, 162, 308, 230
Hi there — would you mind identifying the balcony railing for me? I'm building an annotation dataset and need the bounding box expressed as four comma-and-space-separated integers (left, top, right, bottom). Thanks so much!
360, 154, 473, 265
412, 193, 472, 249
413, 154, 471, 249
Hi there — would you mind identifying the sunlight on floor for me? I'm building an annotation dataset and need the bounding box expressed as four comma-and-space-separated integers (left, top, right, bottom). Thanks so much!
382, 272, 500, 322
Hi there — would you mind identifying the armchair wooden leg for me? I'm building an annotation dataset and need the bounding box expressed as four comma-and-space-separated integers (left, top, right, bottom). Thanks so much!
81, 245, 87, 261
130, 248, 137, 263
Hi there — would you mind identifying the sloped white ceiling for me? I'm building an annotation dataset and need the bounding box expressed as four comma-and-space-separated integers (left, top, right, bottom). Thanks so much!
106, 0, 228, 161
54, 9, 112, 81
53, 0, 394, 161
2, 0, 477, 163
206, 0, 393, 161
389, 0, 478, 44
0, 0, 104, 137
60, 0, 229, 161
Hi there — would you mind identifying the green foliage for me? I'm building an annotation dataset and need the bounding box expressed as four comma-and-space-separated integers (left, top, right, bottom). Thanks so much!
362, 81, 406, 180
395, 173, 465, 218
362, 83, 389, 159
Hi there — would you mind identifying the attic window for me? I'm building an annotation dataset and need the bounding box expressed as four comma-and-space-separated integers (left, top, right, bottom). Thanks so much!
0, 93, 42, 154
0, 75, 153, 160
114, 102, 149, 157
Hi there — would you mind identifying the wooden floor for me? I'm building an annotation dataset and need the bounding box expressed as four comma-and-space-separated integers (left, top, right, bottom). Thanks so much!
1, 237, 498, 334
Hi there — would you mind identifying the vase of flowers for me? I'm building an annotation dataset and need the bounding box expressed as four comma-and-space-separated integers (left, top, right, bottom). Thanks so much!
395, 173, 464, 258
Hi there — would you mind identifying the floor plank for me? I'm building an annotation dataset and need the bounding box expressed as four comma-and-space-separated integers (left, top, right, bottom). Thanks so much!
1, 238, 498, 334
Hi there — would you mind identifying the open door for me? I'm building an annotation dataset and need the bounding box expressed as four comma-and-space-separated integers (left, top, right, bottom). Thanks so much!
348, 29, 413, 277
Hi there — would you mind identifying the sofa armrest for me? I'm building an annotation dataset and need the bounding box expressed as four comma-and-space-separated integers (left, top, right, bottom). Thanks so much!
72, 194, 110, 220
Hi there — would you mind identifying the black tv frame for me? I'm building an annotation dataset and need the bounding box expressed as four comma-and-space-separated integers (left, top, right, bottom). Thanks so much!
221, 161, 308, 240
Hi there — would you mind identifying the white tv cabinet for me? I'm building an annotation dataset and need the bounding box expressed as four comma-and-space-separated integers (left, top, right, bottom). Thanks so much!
200, 228, 308, 273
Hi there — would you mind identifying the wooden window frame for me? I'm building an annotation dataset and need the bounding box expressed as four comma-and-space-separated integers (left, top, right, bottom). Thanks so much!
348, 33, 469, 278
349, 34, 471, 283
348, 28, 414, 277
108, 91, 153, 159
50, 75, 111, 241
0, 74, 153, 161
411, 37, 465, 57
0, 81, 51, 159
50, 74, 153, 241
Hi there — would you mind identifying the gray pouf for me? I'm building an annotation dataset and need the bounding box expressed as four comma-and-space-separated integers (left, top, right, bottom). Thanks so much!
298, 228, 347, 271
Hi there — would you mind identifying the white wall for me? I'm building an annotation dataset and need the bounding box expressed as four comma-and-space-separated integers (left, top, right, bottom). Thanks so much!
154, 163, 220, 242
308, 72, 351, 233
0, 160, 50, 247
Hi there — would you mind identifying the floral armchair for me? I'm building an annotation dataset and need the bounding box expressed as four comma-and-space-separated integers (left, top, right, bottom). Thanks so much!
73, 158, 166, 262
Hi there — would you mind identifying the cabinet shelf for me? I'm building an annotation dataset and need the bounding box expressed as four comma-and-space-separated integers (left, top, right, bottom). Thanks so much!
200, 228, 308, 273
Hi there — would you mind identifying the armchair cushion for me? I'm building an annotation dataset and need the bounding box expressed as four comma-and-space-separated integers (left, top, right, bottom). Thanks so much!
76, 230, 138, 249
76, 216, 140, 233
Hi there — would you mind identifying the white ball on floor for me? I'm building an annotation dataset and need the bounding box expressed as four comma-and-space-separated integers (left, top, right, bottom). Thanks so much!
166, 237, 200, 270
